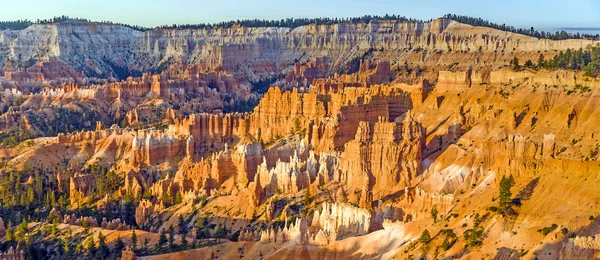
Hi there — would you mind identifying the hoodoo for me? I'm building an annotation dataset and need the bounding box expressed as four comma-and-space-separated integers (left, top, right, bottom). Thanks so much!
1, 8, 600, 260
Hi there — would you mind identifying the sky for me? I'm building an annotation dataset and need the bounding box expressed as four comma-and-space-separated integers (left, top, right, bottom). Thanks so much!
2, 0, 600, 30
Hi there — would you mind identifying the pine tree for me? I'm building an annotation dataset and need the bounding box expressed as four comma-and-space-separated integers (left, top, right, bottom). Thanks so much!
114, 236, 125, 255
168, 225, 175, 248
511, 56, 520, 71
85, 235, 96, 256
175, 192, 183, 204
6, 221, 14, 241
181, 232, 188, 249
51, 218, 59, 236
419, 229, 431, 244
431, 204, 439, 223
441, 237, 451, 250
142, 238, 149, 254
158, 229, 167, 247
537, 53, 546, 68
304, 187, 312, 206
131, 229, 138, 250
97, 232, 109, 258
16, 218, 28, 242
178, 214, 186, 234
62, 238, 71, 259
499, 175, 512, 209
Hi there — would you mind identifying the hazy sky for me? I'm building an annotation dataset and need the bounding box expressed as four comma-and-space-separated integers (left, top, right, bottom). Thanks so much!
2, 0, 600, 30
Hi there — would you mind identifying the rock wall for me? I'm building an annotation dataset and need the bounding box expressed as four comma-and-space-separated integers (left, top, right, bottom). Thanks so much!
3, 19, 598, 78
337, 112, 425, 199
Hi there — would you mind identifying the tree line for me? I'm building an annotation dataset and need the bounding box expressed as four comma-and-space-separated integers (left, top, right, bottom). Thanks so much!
3, 14, 597, 41
510, 46, 600, 77
444, 14, 600, 40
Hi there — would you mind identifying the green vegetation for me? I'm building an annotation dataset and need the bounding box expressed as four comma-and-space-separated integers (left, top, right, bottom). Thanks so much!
439, 229, 457, 251
157, 15, 417, 30
444, 14, 599, 40
431, 204, 439, 223
498, 175, 513, 210
537, 223, 558, 236
0, 20, 33, 30
0, 107, 102, 148
538, 47, 600, 77
419, 229, 432, 244
463, 213, 484, 247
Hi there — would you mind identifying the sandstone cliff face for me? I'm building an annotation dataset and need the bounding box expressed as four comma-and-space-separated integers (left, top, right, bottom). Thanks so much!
69, 173, 97, 204
3, 19, 597, 79
257, 202, 375, 246
338, 113, 425, 199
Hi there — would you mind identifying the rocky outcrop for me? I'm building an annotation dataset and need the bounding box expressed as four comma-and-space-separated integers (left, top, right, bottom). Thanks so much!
131, 130, 185, 166
338, 112, 425, 199
69, 173, 97, 204
62, 214, 99, 227
121, 246, 137, 260
311, 202, 372, 240
135, 199, 164, 226
260, 218, 309, 245
101, 218, 129, 230
560, 236, 600, 259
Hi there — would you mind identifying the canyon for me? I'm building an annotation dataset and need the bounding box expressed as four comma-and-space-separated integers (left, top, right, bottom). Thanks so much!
0, 16, 599, 260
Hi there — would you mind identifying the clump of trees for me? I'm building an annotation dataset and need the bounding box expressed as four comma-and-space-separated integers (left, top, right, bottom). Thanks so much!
509, 46, 600, 77
538, 47, 600, 77
463, 213, 485, 247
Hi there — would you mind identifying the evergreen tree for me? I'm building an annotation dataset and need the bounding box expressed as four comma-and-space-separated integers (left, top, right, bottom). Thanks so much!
62, 238, 72, 259
175, 192, 183, 204
168, 225, 175, 249
6, 221, 14, 241
131, 229, 138, 250
181, 232, 188, 249
215, 223, 227, 242
441, 237, 451, 250
431, 204, 439, 223
499, 175, 512, 209
51, 218, 59, 236
97, 232, 109, 258
419, 229, 431, 244
178, 214, 186, 234
113, 236, 125, 255
463, 213, 484, 247
158, 229, 168, 247
537, 53, 546, 67
85, 235, 96, 256
15, 218, 28, 242
511, 56, 520, 71
142, 238, 149, 255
